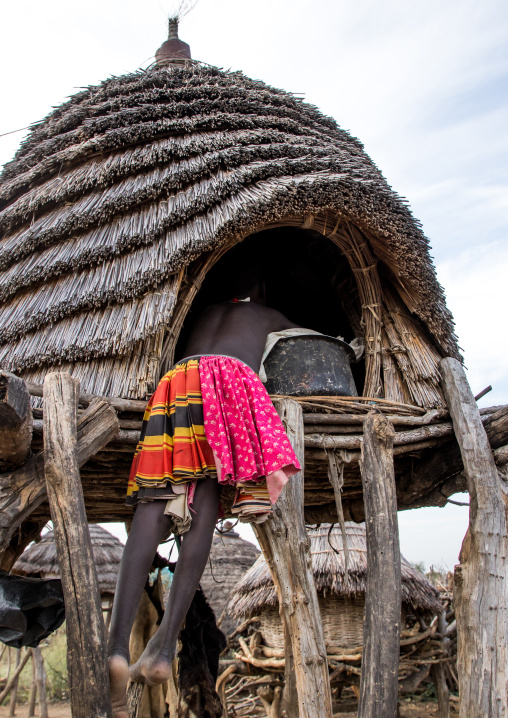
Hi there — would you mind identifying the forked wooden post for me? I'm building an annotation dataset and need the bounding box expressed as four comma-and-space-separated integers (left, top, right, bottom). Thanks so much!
43, 372, 113, 718
358, 412, 401, 718
254, 398, 332, 718
440, 358, 508, 718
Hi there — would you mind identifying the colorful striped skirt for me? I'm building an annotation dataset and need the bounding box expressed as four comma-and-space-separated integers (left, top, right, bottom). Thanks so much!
126, 355, 300, 528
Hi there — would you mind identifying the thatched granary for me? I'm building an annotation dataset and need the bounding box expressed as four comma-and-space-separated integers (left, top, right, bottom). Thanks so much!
228, 523, 441, 652
0, 20, 505, 717
199, 522, 260, 637
0, 27, 469, 526
0, 51, 458, 405
12, 524, 123, 597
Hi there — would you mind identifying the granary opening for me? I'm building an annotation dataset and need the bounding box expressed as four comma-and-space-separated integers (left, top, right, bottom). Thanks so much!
175, 226, 366, 390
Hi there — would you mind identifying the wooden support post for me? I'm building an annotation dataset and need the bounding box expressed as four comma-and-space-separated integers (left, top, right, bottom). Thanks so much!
254, 399, 332, 718
43, 372, 113, 718
430, 610, 450, 718
28, 651, 37, 718
0, 372, 33, 469
440, 358, 508, 718
281, 615, 299, 718
358, 412, 401, 718
31, 647, 47, 718
8, 648, 20, 717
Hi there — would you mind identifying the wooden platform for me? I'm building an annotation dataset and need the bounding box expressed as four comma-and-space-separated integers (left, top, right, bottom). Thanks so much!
25, 388, 508, 526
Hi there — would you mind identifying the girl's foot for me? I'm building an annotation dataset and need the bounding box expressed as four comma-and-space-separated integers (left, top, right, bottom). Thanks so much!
108, 655, 130, 718
129, 642, 175, 686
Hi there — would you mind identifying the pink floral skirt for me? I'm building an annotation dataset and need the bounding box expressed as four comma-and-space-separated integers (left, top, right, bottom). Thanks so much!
198, 355, 300, 508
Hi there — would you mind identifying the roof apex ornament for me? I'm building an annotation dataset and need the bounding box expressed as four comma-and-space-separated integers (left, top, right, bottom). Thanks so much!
156, 17, 192, 64
156, 1, 198, 65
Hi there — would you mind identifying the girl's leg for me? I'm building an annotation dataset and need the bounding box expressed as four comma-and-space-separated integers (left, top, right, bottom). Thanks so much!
108, 501, 173, 717
129, 477, 221, 685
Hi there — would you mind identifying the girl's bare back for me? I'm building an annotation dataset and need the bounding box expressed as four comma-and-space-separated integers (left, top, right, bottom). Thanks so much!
183, 301, 298, 373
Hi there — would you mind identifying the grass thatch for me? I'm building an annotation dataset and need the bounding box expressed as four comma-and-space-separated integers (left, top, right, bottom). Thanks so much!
228, 523, 442, 619
12, 524, 124, 595
0, 62, 458, 402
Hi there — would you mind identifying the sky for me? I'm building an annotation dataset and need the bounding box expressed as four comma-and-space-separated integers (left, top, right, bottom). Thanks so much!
1, 0, 507, 570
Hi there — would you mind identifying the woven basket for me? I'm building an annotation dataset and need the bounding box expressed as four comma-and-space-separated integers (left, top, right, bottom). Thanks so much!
260, 596, 366, 652
259, 608, 286, 650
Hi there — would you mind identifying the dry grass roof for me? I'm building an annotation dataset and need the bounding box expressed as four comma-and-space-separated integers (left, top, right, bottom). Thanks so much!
13, 524, 124, 595
0, 62, 457, 399
228, 522, 441, 619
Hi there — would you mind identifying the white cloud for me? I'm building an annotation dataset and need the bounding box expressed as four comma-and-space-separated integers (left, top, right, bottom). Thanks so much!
398, 501, 469, 570
437, 241, 508, 405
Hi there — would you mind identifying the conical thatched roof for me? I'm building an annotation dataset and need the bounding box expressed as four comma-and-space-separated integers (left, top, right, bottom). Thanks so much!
200, 524, 260, 636
228, 523, 441, 619
13, 524, 124, 595
0, 59, 457, 401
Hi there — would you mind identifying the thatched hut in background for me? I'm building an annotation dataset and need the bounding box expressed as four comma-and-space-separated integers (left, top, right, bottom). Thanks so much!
13, 524, 123, 617
200, 522, 260, 637
228, 523, 441, 652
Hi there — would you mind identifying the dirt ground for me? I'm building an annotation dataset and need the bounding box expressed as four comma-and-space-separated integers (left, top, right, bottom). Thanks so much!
334, 703, 457, 717
336, 704, 457, 717
335, 704, 457, 717
0, 705, 71, 717
0, 699, 457, 717
402, 703, 459, 717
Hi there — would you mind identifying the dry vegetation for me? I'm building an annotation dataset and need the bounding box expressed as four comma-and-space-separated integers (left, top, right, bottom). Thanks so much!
0, 627, 68, 708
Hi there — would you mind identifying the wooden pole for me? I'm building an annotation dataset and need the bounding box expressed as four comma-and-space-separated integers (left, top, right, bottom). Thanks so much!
0, 372, 32, 469
0, 650, 31, 705
32, 647, 47, 718
358, 412, 401, 718
28, 651, 37, 718
6, 647, 11, 689
254, 398, 332, 718
430, 610, 450, 718
28, 648, 37, 718
8, 648, 20, 717
440, 357, 508, 718
127, 683, 144, 718
43, 372, 112, 718
281, 616, 299, 718
27, 381, 148, 414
